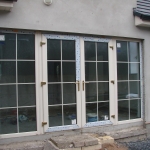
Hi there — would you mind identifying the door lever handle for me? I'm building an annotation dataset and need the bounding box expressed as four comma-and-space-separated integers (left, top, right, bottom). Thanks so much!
82, 81, 89, 91
75, 81, 80, 91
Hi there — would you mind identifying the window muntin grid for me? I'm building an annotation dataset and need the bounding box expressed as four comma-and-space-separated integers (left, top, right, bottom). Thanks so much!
47, 39, 77, 127
84, 41, 110, 123
0, 33, 36, 134
117, 41, 141, 121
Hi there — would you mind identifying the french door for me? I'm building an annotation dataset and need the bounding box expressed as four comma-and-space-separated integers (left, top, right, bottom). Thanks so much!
41, 35, 116, 132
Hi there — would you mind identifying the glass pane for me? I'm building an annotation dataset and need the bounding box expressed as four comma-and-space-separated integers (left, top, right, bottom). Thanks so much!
17, 34, 35, 60
85, 62, 96, 81
86, 103, 97, 123
48, 62, 61, 82
97, 42, 108, 61
18, 84, 36, 106
64, 105, 76, 125
85, 41, 96, 61
117, 41, 128, 62
49, 106, 62, 127
62, 62, 75, 82
0, 61, 16, 83
97, 62, 109, 81
0, 85, 16, 107
129, 63, 140, 80
48, 84, 62, 105
118, 100, 129, 121
129, 42, 139, 62
118, 82, 128, 99
129, 81, 140, 98
86, 83, 97, 102
0, 33, 16, 59
98, 82, 109, 101
18, 61, 35, 83
18, 107, 36, 132
0, 109, 17, 134
117, 63, 128, 80
47, 39, 61, 60
63, 84, 76, 104
98, 102, 109, 121
130, 99, 141, 119
62, 40, 75, 60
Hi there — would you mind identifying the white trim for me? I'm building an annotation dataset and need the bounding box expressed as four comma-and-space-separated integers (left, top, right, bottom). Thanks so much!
0, 1, 13, 11
118, 118, 143, 125
135, 16, 150, 28
35, 32, 43, 134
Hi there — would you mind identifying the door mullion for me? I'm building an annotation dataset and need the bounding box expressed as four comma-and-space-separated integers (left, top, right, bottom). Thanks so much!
109, 39, 118, 124
41, 35, 49, 131
80, 37, 86, 127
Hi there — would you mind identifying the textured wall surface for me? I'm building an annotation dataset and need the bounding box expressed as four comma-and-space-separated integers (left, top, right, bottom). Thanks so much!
0, 0, 150, 123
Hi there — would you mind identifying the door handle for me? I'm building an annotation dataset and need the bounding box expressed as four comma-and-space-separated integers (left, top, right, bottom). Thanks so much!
82, 81, 89, 91
75, 81, 80, 91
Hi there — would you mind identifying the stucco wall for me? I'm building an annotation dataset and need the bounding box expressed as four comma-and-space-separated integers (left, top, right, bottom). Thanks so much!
0, 0, 150, 123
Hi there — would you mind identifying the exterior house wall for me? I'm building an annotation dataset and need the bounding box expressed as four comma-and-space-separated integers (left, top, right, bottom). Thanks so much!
0, 0, 150, 138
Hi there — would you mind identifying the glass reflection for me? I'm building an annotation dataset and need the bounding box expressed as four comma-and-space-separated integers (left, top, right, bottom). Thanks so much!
129, 42, 139, 62
97, 42, 108, 61
62, 40, 75, 60
0, 33, 16, 59
97, 62, 109, 81
98, 82, 109, 101
0, 61, 16, 83
48, 62, 61, 82
117, 63, 128, 80
0, 109, 17, 134
19, 107, 36, 132
63, 84, 76, 104
129, 63, 140, 80
130, 99, 141, 119
85, 42, 96, 61
18, 61, 35, 83
18, 84, 36, 106
118, 100, 129, 121
48, 84, 62, 105
0, 85, 16, 107
62, 62, 75, 82
49, 106, 62, 127
47, 39, 61, 60
118, 82, 128, 99
86, 83, 97, 102
117, 41, 128, 62
85, 62, 96, 81
129, 81, 140, 98
64, 105, 76, 125
86, 103, 97, 123
17, 34, 35, 60
98, 102, 109, 121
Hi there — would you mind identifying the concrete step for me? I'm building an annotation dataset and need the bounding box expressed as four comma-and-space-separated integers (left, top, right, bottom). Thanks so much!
105, 127, 147, 142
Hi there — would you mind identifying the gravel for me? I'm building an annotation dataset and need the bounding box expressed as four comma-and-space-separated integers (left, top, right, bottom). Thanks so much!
123, 138, 150, 150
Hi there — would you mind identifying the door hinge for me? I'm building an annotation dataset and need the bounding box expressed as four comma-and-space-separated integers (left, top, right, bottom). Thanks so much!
111, 80, 115, 84
41, 81, 46, 86
109, 46, 113, 50
40, 41, 46, 46
42, 122, 47, 126
111, 115, 115, 118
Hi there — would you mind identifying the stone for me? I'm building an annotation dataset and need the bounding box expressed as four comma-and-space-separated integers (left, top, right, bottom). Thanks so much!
84, 138, 98, 147
73, 141, 84, 148
82, 143, 102, 150
44, 140, 59, 150
60, 148, 81, 150
98, 136, 114, 144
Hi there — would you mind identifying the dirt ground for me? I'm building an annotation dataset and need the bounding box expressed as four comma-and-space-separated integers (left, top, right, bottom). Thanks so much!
101, 143, 128, 150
